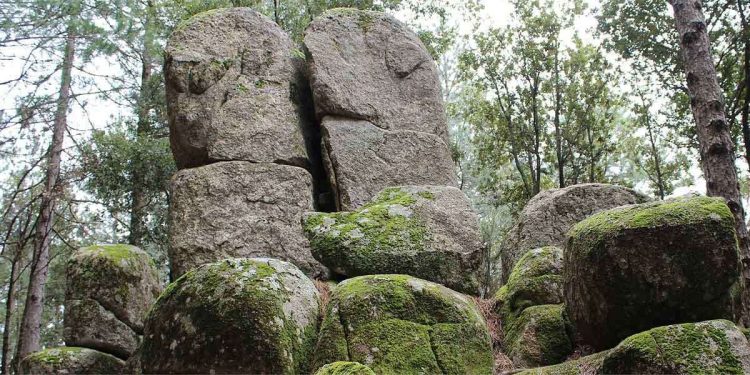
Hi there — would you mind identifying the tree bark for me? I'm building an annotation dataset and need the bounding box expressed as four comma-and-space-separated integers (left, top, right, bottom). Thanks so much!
554, 46, 565, 188
669, 0, 750, 318
2, 247, 22, 375
15, 21, 76, 364
738, 0, 750, 173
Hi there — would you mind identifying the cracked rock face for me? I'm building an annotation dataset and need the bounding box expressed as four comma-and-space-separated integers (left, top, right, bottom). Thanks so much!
321, 117, 456, 211
140, 258, 320, 374
312, 275, 492, 374
168, 161, 325, 278
565, 196, 743, 350
64, 244, 161, 359
500, 183, 648, 283
304, 9, 448, 142
304, 186, 482, 294
20, 347, 125, 375
165, 8, 310, 169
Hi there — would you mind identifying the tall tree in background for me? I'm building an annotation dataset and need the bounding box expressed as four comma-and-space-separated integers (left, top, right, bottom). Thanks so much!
668, 0, 750, 315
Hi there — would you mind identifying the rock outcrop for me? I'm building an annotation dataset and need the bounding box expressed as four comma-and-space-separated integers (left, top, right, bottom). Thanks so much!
495, 246, 563, 321
304, 9, 457, 211
500, 183, 648, 283
304, 186, 482, 294
314, 362, 376, 375
565, 196, 743, 350
504, 304, 572, 368
64, 244, 161, 359
165, 7, 310, 169
140, 258, 320, 374
521, 320, 750, 375
169, 161, 324, 278
19, 347, 125, 375
313, 275, 493, 374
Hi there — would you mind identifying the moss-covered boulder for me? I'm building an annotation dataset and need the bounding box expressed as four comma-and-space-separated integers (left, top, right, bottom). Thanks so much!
504, 304, 573, 368
140, 258, 320, 374
64, 244, 161, 359
315, 362, 376, 375
495, 246, 563, 323
313, 275, 493, 374
304, 186, 482, 294
19, 347, 125, 374
565, 196, 743, 350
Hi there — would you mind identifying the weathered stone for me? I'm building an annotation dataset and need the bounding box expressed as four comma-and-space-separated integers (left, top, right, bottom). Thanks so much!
304, 9, 449, 141
495, 246, 563, 323
304, 186, 482, 294
169, 161, 324, 278
65, 244, 161, 359
314, 362, 376, 375
321, 117, 457, 211
313, 275, 493, 374
504, 304, 573, 369
565, 196, 743, 350
140, 258, 320, 374
20, 347, 125, 375
166, 8, 310, 169
500, 183, 648, 283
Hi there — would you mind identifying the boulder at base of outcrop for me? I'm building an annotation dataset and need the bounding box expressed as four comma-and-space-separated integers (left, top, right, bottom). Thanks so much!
500, 183, 648, 283
140, 258, 320, 374
169, 161, 325, 278
64, 244, 161, 359
519, 320, 750, 375
495, 246, 563, 323
314, 362, 376, 375
565, 196, 743, 350
313, 275, 492, 374
165, 8, 310, 169
304, 9, 449, 142
320, 117, 457, 211
20, 347, 125, 375
304, 186, 482, 294
503, 304, 573, 369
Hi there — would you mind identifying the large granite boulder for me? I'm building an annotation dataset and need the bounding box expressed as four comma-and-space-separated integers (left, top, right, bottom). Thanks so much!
304, 9, 448, 142
304, 186, 482, 294
500, 183, 648, 283
64, 244, 161, 359
565, 196, 743, 350
520, 320, 750, 375
20, 347, 125, 375
169, 161, 324, 278
140, 258, 320, 374
165, 8, 310, 169
313, 275, 493, 374
504, 304, 573, 369
321, 117, 456, 211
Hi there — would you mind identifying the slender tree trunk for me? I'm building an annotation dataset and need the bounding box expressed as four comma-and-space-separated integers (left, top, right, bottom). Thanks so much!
15, 22, 76, 365
129, 0, 155, 248
554, 47, 565, 188
738, 0, 750, 173
669, 0, 750, 319
2, 248, 22, 375
645, 112, 666, 200
273, 0, 280, 25
531, 78, 542, 195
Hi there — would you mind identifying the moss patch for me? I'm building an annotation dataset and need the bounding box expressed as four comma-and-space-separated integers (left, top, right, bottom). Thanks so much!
504, 304, 573, 367
315, 362, 375, 375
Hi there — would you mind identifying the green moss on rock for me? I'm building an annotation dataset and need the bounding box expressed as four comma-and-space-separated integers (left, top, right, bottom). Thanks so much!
315, 362, 376, 375
20, 347, 125, 374
504, 304, 573, 368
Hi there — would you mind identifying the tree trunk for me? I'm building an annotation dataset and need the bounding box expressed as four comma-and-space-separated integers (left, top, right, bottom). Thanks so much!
15, 22, 76, 365
2, 247, 22, 375
645, 112, 666, 200
554, 47, 565, 188
669, 0, 750, 318
738, 0, 750, 173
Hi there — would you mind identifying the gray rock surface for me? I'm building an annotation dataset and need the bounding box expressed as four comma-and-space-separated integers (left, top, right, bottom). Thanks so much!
565, 196, 743, 350
166, 8, 310, 169
500, 183, 648, 283
169, 161, 325, 278
322, 117, 457, 211
64, 244, 161, 359
304, 9, 448, 142
140, 258, 320, 374
304, 186, 482, 294
20, 347, 125, 375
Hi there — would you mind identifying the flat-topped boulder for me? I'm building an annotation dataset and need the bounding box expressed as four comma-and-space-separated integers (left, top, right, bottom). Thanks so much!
500, 183, 648, 283
20, 347, 125, 375
321, 117, 456, 211
304, 9, 448, 142
565, 196, 743, 350
64, 244, 161, 359
166, 7, 310, 169
140, 258, 320, 374
313, 275, 492, 374
304, 186, 482, 294
169, 161, 325, 278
